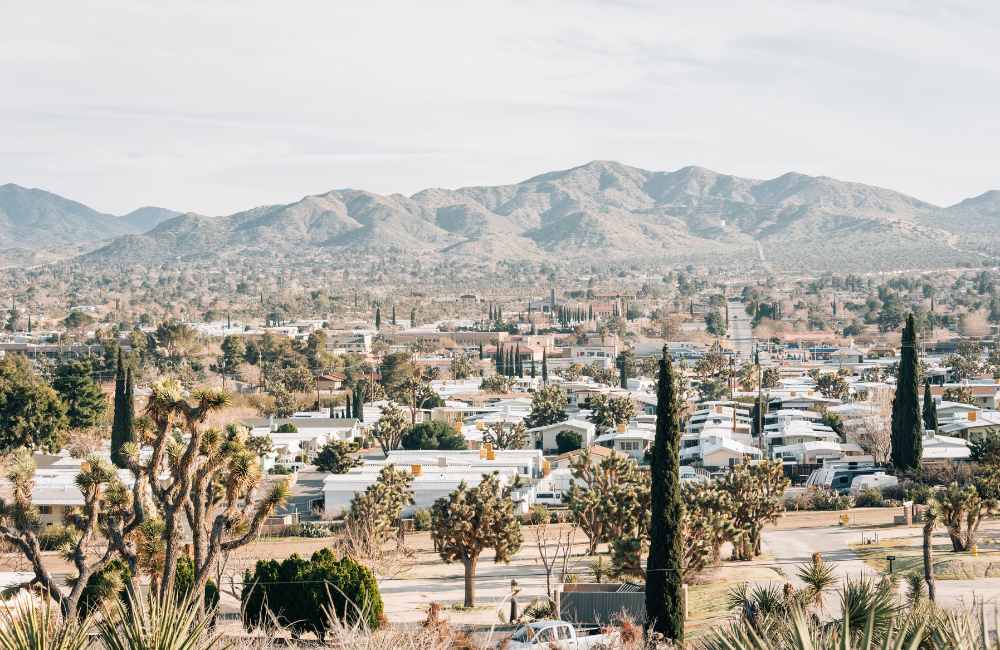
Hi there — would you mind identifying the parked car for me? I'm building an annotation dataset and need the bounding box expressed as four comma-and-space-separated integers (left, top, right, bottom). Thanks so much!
505, 620, 617, 649
534, 491, 565, 505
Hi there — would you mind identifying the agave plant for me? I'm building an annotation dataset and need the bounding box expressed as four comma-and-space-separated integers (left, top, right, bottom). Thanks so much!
0, 596, 91, 650
97, 588, 227, 650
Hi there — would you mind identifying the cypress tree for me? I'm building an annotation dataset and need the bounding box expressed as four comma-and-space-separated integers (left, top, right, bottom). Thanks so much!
391, 305, 396, 326
375, 306, 381, 330
515, 345, 523, 378
619, 354, 628, 389
410, 307, 416, 326
110, 350, 133, 469
478, 342, 484, 360
923, 379, 938, 432
646, 347, 684, 642
530, 357, 536, 379
354, 384, 364, 421
891, 314, 923, 471
542, 349, 548, 385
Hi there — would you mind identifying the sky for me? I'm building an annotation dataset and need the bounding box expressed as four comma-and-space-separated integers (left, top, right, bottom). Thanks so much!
2, 0, 999, 215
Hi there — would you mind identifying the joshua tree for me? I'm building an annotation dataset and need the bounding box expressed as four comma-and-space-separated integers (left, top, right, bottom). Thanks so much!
523, 384, 568, 429
121, 379, 289, 609
482, 421, 528, 450
719, 460, 789, 560
923, 501, 939, 602
586, 394, 637, 434
565, 450, 647, 555
346, 465, 415, 544
431, 473, 522, 607
0, 450, 133, 619
372, 401, 408, 457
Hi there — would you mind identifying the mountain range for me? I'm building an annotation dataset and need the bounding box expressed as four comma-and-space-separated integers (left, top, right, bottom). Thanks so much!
4, 162, 1000, 272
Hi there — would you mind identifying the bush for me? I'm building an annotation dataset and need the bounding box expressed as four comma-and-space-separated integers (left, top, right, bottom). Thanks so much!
276, 422, 299, 433
242, 549, 383, 636
285, 522, 334, 538
401, 421, 466, 451
75, 556, 219, 618
269, 465, 294, 475
523, 505, 549, 525
853, 487, 885, 508
38, 524, 75, 550
413, 508, 432, 531
809, 488, 854, 511
555, 430, 583, 454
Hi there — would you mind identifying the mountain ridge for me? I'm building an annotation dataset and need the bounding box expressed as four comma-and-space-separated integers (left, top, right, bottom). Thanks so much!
6, 162, 1000, 272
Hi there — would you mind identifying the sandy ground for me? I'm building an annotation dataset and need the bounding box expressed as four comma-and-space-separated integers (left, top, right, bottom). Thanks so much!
10, 505, 1000, 630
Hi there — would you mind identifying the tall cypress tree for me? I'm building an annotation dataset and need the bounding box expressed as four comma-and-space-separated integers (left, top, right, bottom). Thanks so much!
344, 392, 352, 419
923, 379, 938, 432
646, 347, 684, 642
111, 350, 134, 469
391, 304, 396, 326
530, 357, 536, 379
891, 314, 923, 471
542, 349, 548, 385
515, 345, 523, 378
478, 342, 484, 360
354, 384, 364, 422
375, 306, 381, 330
619, 353, 628, 389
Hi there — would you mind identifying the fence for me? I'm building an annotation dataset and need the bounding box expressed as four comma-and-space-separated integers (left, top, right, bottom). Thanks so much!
556, 583, 645, 625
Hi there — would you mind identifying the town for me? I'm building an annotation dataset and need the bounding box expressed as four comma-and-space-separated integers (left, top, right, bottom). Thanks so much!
3, 266, 1000, 647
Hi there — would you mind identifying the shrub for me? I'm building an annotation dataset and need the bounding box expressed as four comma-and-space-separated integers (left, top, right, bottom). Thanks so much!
400, 421, 466, 451
555, 430, 583, 454
413, 508, 432, 531
269, 465, 294, 475
809, 488, 854, 511
853, 487, 885, 508
242, 549, 383, 637
37, 524, 74, 550
523, 505, 549, 525
286, 522, 334, 538
276, 422, 299, 433
75, 556, 219, 617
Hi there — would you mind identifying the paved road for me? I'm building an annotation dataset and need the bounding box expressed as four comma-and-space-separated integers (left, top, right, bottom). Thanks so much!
763, 523, 1000, 613
727, 300, 754, 362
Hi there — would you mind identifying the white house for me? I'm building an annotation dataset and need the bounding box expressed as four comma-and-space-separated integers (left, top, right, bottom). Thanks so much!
525, 419, 596, 454
243, 417, 362, 465
594, 424, 656, 460
680, 436, 762, 470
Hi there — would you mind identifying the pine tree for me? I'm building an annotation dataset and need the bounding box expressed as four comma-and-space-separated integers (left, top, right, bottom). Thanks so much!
646, 347, 684, 642
891, 314, 924, 471
923, 378, 938, 432
110, 349, 133, 468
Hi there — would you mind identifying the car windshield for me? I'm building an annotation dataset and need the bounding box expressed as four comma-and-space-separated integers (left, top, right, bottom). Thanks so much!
510, 626, 537, 642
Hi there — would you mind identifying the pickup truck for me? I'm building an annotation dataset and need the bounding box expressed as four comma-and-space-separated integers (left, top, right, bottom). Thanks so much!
504, 620, 617, 649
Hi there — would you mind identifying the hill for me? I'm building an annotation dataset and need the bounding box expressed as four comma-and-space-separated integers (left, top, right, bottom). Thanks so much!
8, 163, 1000, 272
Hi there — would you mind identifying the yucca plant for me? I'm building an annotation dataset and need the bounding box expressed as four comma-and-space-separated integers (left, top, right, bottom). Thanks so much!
0, 596, 91, 650
97, 588, 227, 650
702, 606, 925, 650
796, 553, 837, 610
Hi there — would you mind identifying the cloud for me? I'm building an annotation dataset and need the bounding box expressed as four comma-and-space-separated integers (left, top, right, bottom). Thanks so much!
0, 0, 998, 213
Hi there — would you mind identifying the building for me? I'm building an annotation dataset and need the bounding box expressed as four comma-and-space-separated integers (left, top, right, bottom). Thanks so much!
525, 419, 596, 454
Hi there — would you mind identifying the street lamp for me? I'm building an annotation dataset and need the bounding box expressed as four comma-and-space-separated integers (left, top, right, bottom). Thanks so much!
886, 555, 896, 574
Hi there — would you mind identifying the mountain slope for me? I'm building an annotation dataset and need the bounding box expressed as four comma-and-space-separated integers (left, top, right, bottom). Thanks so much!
0, 184, 179, 250
22, 162, 1000, 272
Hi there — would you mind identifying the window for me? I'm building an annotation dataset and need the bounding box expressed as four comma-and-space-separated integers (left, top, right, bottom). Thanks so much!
38, 505, 52, 515
556, 625, 572, 640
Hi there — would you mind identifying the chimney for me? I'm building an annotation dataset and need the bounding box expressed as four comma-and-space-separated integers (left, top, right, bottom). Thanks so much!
969, 410, 978, 422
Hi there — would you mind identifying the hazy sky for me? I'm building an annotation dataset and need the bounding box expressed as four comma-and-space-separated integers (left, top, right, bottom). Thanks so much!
3, 0, 999, 214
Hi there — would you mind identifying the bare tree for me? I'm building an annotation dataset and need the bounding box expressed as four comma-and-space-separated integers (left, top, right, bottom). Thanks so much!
534, 521, 576, 601
856, 386, 894, 465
